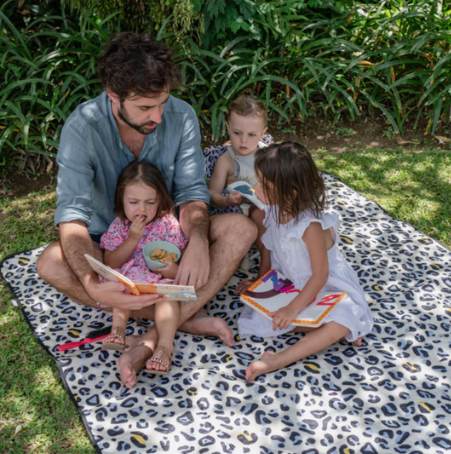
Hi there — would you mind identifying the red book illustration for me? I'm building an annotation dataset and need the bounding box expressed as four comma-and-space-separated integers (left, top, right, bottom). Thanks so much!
241, 269, 346, 327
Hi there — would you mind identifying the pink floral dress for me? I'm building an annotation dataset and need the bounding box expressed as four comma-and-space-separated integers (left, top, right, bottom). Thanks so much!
99, 213, 188, 285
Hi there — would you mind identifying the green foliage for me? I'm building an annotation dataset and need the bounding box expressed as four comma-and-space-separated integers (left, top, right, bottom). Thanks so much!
2, 0, 451, 175
0, 0, 112, 176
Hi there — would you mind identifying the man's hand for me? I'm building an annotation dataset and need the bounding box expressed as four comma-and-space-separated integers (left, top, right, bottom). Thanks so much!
86, 279, 160, 310
129, 215, 147, 241
174, 236, 209, 288
270, 305, 299, 331
151, 261, 178, 279
226, 191, 243, 206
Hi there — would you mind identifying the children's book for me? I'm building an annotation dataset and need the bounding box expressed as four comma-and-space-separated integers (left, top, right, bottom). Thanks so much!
85, 254, 197, 302
241, 269, 346, 327
227, 181, 265, 210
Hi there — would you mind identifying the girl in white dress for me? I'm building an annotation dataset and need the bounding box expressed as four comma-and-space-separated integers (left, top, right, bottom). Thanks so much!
236, 142, 374, 382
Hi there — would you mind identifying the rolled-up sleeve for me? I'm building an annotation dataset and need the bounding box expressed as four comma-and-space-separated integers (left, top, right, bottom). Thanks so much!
54, 120, 95, 227
172, 109, 210, 207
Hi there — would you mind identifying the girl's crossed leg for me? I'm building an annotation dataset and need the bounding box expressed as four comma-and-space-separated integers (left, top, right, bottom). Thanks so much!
246, 321, 351, 382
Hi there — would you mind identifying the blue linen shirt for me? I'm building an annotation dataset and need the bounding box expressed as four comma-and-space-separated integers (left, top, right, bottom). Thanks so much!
54, 92, 210, 235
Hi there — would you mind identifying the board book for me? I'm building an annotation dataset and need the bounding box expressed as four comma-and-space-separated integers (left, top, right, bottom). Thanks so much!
227, 181, 265, 210
241, 269, 346, 327
85, 254, 197, 302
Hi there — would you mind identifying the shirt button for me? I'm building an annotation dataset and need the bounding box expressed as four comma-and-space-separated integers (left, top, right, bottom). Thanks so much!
169, 166, 174, 170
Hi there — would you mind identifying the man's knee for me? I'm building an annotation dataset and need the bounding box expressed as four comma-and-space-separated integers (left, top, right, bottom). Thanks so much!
211, 213, 257, 245
36, 241, 62, 282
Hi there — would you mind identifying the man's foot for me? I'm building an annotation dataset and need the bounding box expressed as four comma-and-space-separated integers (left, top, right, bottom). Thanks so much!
245, 351, 280, 382
118, 332, 157, 388
180, 309, 235, 347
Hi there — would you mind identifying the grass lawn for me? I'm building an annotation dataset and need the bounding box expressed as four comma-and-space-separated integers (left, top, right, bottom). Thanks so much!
0, 147, 450, 453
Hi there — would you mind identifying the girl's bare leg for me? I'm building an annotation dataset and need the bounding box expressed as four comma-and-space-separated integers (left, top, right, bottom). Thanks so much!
146, 300, 180, 372
103, 307, 131, 346
246, 322, 350, 382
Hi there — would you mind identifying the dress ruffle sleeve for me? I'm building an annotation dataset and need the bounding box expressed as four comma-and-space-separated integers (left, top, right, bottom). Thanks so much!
99, 217, 127, 251
281, 212, 340, 271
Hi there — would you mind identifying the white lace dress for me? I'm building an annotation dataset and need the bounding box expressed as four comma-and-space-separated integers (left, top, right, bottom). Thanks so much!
237, 208, 374, 341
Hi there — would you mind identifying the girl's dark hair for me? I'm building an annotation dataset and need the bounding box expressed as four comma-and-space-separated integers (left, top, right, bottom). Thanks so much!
97, 33, 181, 100
254, 142, 326, 224
115, 161, 173, 221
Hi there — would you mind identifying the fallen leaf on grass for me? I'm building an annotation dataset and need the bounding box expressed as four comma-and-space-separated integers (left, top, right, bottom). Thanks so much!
434, 135, 451, 144
396, 138, 415, 145
13, 424, 22, 438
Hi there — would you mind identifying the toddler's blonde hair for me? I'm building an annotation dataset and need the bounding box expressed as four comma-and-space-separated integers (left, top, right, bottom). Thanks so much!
228, 95, 267, 123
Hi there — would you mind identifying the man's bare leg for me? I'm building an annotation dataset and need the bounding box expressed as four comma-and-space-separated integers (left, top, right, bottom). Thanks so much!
36, 241, 103, 307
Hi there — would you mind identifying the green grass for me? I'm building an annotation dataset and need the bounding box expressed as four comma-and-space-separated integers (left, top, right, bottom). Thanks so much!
0, 146, 450, 452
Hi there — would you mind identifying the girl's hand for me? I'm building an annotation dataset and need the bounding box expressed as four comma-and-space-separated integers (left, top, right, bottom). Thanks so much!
236, 278, 257, 295
270, 305, 299, 331
226, 191, 243, 206
151, 261, 178, 279
129, 215, 147, 241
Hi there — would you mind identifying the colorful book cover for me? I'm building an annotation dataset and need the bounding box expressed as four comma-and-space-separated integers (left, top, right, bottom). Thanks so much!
241, 269, 346, 327
85, 254, 197, 302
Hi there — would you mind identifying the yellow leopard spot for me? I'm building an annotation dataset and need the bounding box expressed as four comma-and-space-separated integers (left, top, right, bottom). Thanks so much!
188, 389, 197, 395
19, 258, 30, 265
340, 236, 353, 244
69, 330, 81, 336
132, 434, 147, 446
344, 448, 351, 454
402, 362, 418, 371
373, 285, 382, 291
238, 432, 253, 442
431, 263, 441, 269
305, 363, 320, 371
224, 353, 233, 362
337, 199, 346, 205
419, 402, 432, 412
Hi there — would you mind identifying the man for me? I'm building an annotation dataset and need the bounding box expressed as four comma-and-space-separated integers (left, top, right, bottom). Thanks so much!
37, 33, 257, 387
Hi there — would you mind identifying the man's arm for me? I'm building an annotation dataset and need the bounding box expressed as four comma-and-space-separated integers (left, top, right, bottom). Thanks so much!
174, 201, 210, 288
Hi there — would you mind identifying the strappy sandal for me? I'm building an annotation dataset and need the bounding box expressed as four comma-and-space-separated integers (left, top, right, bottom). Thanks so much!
145, 346, 172, 375
101, 326, 128, 351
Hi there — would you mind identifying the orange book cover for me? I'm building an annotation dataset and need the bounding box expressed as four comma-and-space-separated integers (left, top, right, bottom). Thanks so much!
241, 269, 346, 327
85, 254, 197, 302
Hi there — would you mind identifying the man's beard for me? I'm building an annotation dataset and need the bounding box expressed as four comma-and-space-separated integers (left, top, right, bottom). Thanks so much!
118, 102, 157, 135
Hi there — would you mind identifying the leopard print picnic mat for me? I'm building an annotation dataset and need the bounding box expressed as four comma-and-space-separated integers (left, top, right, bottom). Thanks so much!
2, 173, 451, 454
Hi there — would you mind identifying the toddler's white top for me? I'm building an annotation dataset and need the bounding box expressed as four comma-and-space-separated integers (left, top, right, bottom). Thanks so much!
238, 207, 374, 341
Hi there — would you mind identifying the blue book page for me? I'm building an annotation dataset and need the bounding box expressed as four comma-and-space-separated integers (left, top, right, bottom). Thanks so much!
233, 184, 254, 196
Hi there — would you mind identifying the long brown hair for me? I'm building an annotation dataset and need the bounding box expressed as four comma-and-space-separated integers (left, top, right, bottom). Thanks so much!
254, 142, 326, 224
114, 161, 173, 221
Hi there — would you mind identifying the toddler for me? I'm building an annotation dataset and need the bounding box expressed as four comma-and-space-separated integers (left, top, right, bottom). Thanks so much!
99, 161, 188, 375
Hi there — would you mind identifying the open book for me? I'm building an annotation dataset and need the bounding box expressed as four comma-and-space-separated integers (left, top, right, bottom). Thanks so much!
241, 269, 346, 327
227, 181, 265, 210
85, 254, 197, 302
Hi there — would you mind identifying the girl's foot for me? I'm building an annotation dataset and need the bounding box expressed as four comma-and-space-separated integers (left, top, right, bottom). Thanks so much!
102, 326, 128, 350
146, 345, 172, 374
245, 351, 280, 382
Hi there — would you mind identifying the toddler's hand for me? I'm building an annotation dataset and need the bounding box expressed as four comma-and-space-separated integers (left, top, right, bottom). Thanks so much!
227, 191, 243, 206
129, 215, 146, 241
270, 305, 299, 331
236, 278, 257, 295
152, 261, 178, 279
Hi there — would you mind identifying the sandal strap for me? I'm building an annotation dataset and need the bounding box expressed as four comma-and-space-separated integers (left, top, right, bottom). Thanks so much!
147, 346, 172, 368
104, 326, 126, 343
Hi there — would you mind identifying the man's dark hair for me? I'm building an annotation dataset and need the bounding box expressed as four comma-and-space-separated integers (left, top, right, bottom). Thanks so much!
254, 142, 326, 224
97, 33, 181, 100
114, 161, 173, 221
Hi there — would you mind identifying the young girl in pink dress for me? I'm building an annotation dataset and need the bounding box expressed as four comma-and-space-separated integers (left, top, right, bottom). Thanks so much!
99, 161, 188, 374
